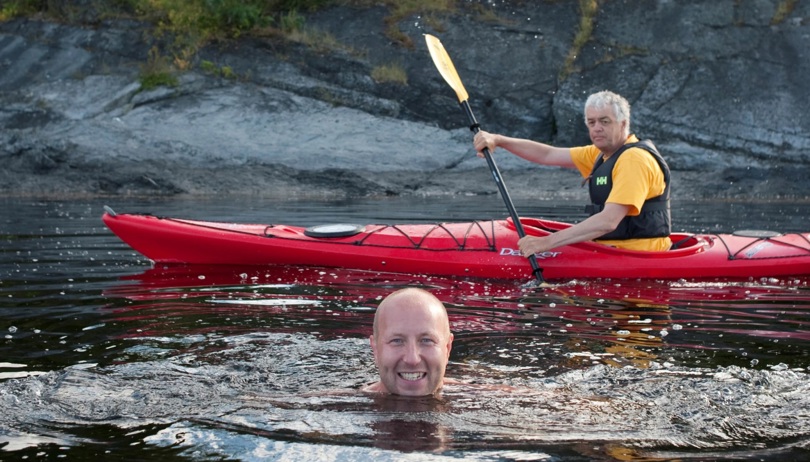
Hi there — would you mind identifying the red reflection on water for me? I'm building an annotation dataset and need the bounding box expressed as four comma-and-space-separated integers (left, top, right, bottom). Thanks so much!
102, 265, 810, 358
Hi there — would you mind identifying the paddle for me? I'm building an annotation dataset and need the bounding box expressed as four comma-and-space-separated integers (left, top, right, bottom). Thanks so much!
425, 34, 545, 284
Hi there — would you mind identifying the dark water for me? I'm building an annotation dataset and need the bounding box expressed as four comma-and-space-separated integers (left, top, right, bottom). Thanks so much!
1, 196, 810, 461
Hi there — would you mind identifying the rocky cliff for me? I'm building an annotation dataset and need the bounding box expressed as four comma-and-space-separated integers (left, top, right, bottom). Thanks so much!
1, 1, 808, 199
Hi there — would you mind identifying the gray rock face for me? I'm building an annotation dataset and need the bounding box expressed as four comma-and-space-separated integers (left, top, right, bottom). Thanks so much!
1, 1, 808, 199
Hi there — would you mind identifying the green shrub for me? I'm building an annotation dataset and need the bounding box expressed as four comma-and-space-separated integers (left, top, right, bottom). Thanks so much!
279, 9, 304, 32
134, 0, 269, 40
200, 59, 237, 79
140, 70, 179, 89
139, 46, 178, 89
1, 0, 44, 20
560, 0, 597, 81
200, 59, 219, 73
371, 62, 407, 85
382, 0, 454, 47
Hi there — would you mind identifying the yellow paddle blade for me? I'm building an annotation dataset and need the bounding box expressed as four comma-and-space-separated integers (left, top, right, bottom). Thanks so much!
425, 34, 469, 103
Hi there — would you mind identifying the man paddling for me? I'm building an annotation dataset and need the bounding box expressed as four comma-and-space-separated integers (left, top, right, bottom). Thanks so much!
473, 90, 672, 254
363, 288, 456, 396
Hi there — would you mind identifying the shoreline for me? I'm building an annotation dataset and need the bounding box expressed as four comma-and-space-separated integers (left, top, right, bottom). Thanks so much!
4, 168, 809, 203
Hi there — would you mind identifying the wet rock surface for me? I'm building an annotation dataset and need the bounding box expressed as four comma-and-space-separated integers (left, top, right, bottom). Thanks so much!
1, 1, 809, 201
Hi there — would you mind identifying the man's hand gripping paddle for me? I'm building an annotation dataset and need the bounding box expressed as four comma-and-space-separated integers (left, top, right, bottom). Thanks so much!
425, 34, 546, 287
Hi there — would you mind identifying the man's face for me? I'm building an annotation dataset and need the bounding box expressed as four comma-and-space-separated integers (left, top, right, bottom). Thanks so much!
371, 301, 453, 396
585, 106, 627, 154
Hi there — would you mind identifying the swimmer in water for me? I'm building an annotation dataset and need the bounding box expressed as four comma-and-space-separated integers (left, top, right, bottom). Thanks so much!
363, 288, 456, 396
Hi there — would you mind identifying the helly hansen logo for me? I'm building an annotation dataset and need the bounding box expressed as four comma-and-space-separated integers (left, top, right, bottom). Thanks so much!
596, 176, 608, 186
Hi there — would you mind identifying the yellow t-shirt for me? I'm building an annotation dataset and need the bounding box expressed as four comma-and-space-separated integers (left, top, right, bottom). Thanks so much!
570, 135, 671, 251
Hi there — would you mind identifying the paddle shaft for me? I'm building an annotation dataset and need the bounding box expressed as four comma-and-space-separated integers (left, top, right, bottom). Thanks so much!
460, 101, 544, 282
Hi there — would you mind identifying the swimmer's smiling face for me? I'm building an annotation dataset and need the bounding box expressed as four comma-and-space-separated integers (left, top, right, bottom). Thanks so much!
370, 289, 453, 396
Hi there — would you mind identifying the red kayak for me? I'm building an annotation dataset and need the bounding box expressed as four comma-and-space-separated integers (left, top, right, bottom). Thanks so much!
102, 210, 810, 281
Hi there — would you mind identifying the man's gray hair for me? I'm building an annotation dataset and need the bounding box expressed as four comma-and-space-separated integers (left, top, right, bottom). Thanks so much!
584, 90, 631, 136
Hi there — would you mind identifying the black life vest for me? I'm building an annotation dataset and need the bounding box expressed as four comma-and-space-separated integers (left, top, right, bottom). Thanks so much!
585, 139, 671, 240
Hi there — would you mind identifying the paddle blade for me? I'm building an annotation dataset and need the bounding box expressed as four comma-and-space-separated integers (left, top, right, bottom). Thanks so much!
425, 34, 469, 103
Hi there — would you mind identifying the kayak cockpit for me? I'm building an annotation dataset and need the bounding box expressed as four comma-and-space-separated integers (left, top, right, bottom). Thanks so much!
515, 217, 711, 255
